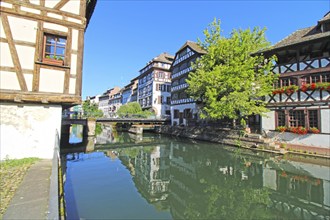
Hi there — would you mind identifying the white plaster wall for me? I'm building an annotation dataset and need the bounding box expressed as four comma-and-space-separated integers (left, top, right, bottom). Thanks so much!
67, 17, 81, 24
0, 103, 62, 159
45, 0, 60, 9
321, 109, 330, 133
60, 0, 80, 15
43, 22, 68, 33
23, 73, 33, 91
0, 71, 20, 90
266, 131, 330, 149
8, 16, 37, 43
0, 1, 12, 8
0, 42, 14, 67
47, 12, 62, 20
70, 54, 77, 75
39, 68, 65, 93
21, 6, 40, 14
71, 29, 79, 50
16, 45, 35, 70
69, 78, 76, 94
29, 0, 40, 6
0, 17, 6, 38
261, 111, 275, 131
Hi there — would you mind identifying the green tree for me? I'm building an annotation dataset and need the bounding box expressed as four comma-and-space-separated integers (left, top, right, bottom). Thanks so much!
186, 19, 277, 122
117, 102, 153, 118
82, 100, 103, 118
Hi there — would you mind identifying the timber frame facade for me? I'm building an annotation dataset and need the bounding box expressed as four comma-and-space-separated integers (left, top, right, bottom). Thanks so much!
0, 0, 96, 159
137, 52, 174, 118
0, 0, 96, 105
170, 41, 206, 126
260, 12, 330, 148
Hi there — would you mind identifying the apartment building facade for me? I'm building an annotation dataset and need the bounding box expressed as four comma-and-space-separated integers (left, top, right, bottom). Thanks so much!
137, 53, 174, 118
170, 41, 206, 126
109, 88, 122, 118
122, 78, 138, 105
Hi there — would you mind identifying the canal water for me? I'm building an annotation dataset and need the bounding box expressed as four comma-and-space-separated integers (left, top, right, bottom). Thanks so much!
61, 124, 330, 220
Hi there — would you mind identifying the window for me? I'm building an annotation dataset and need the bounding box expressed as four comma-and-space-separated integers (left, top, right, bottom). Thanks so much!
172, 93, 178, 100
174, 110, 179, 119
289, 110, 305, 127
321, 73, 330, 82
308, 110, 318, 128
276, 110, 286, 127
43, 34, 66, 65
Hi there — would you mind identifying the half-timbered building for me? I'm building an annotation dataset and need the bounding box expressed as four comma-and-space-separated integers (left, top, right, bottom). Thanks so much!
137, 52, 174, 118
260, 12, 330, 148
170, 41, 206, 126
0, 0, 96, 159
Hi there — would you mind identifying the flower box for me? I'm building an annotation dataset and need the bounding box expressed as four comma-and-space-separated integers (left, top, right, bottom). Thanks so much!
43, 57, 64, 66
309, 127, 320, 134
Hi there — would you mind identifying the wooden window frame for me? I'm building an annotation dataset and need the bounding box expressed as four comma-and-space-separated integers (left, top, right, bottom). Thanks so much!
276, 110, 286, 127
289, 110, 305, 127
308, 109, 319, 129
276, 109, 321, 130
42, 33, 67, 66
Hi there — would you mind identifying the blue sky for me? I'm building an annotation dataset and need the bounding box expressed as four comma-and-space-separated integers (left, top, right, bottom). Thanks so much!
82, 0, 329, 99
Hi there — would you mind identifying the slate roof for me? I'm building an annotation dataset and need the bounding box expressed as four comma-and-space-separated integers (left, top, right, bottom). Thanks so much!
86, 0, 97, 28
260, 12, 330, 53
152, 52, 174, 64
318, 11, 330, 23
178, 41, 207, 55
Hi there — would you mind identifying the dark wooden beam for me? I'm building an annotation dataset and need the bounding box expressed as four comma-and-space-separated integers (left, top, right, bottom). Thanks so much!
54, 0, 70, 10
0, 90, 82, 104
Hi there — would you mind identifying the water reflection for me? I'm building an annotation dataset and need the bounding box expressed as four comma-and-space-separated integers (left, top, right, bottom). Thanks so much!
61, 125, 330, 219
69, 124, 83, 144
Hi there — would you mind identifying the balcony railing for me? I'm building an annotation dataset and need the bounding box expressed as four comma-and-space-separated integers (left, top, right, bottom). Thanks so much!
171, 83, 189, 92
173, 51, 195, 66
171, 98, 194, 105
172, 66, 193, 79
273, 57, 330, 74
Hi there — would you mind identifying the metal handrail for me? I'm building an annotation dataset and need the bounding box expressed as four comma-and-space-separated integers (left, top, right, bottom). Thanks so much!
48, 129, 62, 220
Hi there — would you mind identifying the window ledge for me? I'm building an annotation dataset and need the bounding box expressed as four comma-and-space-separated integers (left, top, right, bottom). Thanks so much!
35, 61, 70, 69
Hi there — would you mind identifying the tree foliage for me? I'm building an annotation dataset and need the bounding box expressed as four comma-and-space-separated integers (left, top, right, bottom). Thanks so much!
117, 102, 154, 118
82, 100, 103, 118
186, 19, 278, 120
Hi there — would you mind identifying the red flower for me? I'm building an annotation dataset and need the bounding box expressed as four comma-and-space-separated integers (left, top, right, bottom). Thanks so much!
300, 85, 308, 92
310, 83, 316, 90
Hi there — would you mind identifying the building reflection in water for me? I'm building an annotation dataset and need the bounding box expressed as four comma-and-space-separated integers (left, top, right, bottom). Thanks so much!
69, 124, 83, 144
118, 145, 171, 211
61, 127, 330, 220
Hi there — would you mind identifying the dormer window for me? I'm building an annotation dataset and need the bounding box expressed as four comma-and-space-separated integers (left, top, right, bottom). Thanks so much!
43, 34, 66, 65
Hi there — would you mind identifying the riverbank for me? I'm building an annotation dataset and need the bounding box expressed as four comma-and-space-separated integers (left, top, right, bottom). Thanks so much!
155, 125, 330, 159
